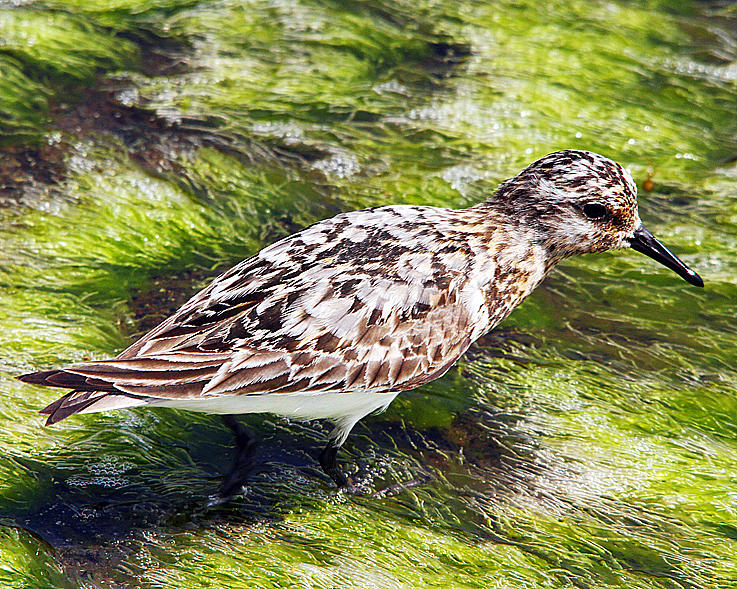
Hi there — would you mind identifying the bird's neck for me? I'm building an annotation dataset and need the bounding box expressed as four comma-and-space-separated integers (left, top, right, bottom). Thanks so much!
451, 204, 560, 336
462, 201, 561, 270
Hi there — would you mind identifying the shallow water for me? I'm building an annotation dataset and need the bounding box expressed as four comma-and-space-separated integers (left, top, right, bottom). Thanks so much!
1, 0, 736, 587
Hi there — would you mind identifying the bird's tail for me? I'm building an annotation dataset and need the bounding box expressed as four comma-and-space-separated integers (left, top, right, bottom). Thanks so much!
17, 369, 146, 425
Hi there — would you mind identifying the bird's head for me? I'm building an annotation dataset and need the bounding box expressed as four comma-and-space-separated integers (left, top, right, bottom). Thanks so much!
492, 150, 702, 286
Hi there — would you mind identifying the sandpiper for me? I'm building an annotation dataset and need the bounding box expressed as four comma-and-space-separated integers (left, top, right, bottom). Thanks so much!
19, 150, 703, 492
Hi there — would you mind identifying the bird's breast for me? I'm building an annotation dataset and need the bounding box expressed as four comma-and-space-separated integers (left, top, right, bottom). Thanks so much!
461, 237, 550, 342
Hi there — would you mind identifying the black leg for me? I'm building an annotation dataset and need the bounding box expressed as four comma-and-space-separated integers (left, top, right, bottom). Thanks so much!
319, 441, 350, 488
219, 414, 257, 498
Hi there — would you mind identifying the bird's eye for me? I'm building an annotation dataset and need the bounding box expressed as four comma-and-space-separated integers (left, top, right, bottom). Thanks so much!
582, 203, 610, 221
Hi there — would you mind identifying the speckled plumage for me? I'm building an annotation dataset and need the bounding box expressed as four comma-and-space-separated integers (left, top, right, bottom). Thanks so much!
20, 150, 702, 485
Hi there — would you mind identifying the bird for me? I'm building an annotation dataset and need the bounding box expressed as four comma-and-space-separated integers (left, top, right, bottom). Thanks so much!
18, 150, 703, 493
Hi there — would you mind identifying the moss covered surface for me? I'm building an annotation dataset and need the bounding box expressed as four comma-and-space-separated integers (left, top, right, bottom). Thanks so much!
1, 0, 736, 587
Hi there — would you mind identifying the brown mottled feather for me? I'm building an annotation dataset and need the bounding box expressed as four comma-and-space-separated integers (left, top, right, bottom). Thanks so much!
25, 206, 500, 422
20, 150, 654, 431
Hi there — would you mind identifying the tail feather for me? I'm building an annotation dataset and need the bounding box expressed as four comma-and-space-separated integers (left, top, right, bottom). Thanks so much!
19, 357, 222, 424
18, 369, 118, 392
39, 389, 149, 425
19, 369, 150, 425
39, 390, 109, 425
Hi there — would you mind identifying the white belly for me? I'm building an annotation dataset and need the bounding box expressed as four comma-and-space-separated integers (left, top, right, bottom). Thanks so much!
151, 390, 400, 444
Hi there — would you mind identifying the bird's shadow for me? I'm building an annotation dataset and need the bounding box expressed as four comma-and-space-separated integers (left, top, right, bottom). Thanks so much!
1, 403, 547, 577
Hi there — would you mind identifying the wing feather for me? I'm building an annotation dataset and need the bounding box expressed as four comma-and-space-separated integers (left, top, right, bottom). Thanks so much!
26, 206, 490, 422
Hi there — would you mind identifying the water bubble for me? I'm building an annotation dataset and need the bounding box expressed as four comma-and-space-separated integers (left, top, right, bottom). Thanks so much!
115, 88, 139, 107
372, 80, 409, 96
312, 153, 360, 179
439, 165, 489, 195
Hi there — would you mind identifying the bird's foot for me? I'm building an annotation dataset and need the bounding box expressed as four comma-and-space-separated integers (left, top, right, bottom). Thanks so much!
219, 415, 258, 498
319, 441, 349, 487
318, 442, 431, 497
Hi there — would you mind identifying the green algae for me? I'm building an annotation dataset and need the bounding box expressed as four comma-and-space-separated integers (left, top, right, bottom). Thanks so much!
0, 10, 137, 84
0, 528, 71, 589
119, 504, 571, 589
0, 7, 139, 144
1, 0, 737, 587
0, 57, 50, 145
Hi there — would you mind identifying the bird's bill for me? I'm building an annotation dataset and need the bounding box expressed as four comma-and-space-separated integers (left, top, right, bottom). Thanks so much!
628, 225, 703, 287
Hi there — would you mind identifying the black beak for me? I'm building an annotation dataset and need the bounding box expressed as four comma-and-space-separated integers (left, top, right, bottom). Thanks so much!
628, 225, 703, 287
